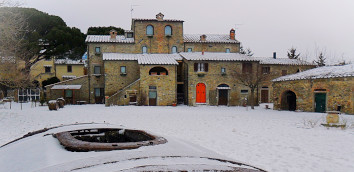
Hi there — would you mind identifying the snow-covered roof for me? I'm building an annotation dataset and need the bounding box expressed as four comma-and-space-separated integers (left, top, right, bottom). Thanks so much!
273, 64, 354, 82
55, 58, 85, 65
51, 85, 82, 90
62, 75, 76, 79
180, 52, 258, 61
132, 18, 184, 22
103, 53, 180, 65
257, 57, 314, 65
85, 35, 134, 43
184, 34, 240, 44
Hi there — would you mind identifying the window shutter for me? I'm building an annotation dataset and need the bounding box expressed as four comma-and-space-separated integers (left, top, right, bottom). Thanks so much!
194, 63, 198, 72
204, 63, 208, 72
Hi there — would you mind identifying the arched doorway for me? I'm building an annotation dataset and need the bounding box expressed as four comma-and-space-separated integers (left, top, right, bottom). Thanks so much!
281, 90, 297, 111
196, 83, 206, 103
217, 84, 230, 105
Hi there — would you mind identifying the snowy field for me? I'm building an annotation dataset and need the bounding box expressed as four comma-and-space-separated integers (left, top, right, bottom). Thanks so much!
0, 102, 354, 172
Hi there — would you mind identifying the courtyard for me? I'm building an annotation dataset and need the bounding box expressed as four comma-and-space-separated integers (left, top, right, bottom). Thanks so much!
0, 103, 353, 172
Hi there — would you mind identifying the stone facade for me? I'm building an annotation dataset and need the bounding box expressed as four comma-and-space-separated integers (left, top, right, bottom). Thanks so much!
139, 65, 177, 106
273, 77, 354, 114
258, 64, 315, 103
184, 60, 258, 106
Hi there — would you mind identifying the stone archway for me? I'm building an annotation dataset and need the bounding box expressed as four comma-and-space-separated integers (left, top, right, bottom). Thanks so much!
281, 90, 297, 111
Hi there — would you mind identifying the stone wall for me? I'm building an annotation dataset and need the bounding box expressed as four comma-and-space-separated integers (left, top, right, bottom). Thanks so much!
104, 60, 140, 96
45, 76, 89, 103
132, 20, 184, 54
273, 77, 354, 114
184, 42, 240, 53
139, 65, 177, 106
258, 64, 315, 103
184, 60, 258, 106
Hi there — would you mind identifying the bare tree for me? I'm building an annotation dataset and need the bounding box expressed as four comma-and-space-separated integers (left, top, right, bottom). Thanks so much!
232, 64, 272, 109
0, 1, 34, 93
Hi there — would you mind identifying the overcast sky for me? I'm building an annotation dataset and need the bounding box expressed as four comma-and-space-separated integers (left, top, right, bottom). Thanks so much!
23, 0, 354, 64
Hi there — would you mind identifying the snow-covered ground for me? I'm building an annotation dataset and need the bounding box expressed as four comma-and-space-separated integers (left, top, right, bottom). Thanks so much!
1, 103, 354, 172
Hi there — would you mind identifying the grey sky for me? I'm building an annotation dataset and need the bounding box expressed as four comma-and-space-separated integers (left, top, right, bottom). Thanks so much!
23, 0, 354, 64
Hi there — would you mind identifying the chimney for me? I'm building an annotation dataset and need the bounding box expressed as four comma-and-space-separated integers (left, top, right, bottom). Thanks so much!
273, 52, 277, 59
110, 29, 117, 39
230, 28, 235, 40
156, 12, 164, 21
200, 34, 207, 41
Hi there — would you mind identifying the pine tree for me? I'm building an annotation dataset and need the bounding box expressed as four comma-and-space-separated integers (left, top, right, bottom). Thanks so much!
240, 45, 254, 56
313, 52, 326, 67
287, 47, 300, 59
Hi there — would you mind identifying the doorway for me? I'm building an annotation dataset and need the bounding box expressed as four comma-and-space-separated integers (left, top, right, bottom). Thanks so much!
149, 91, 157, 106
217, 84, 230, 105
261, 88, 269, 103
64, 90, 73, 104
196, 83, 206, 103
94, 88, 104, 104
315, 93, 326, 113
281, 90, 296, 111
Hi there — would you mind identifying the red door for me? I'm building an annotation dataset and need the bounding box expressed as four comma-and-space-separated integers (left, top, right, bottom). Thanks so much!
196, 83, 206, 103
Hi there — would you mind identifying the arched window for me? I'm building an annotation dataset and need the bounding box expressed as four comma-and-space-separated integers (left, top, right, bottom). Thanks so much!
146, 25, 154, 35
172, 46, 177, 54
165, 25, 172, 36
142, 46, 148, 54
149, 67, 168, 76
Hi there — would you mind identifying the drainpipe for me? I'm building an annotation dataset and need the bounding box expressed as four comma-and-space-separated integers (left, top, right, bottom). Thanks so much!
88, 45, 91, 104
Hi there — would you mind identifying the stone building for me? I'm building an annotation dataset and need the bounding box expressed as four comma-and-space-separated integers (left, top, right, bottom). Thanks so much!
272, 64, 354, 114
46, 13, 315, 106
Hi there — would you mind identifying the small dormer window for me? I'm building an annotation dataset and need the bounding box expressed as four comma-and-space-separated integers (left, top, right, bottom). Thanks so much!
146, 25, 154, 36
127, 33, 133, 38
165, 26, 172, 36
226, 48, 230, 53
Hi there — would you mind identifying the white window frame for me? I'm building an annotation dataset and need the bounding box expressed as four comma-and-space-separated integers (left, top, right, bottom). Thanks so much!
197, 63, 205, 72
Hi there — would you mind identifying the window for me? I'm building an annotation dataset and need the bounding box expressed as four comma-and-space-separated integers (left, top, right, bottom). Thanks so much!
127, 33, 133, 38
282, 70, 287, 76
67, 65, 72, 73
242, 63, 252, 74
221, 67, 226, 73
94, 66, 101, 74
172, 46, 177, 54
262, 67, 270, 74
226, 48, 230, 53
95, 47, 101, 54
94, 88, 101, 97
149, 86, 157, 90
165, 25, 172, 36
149, 67, 168, 75
120, 66, 126, 74
146, 25, 154, 36
18, 89, 40, 102
241, 90, 249, 94
187, 48, 192, 52
45, 66, 51, 73
194, 63, 208, 72
142, 46, 148, 54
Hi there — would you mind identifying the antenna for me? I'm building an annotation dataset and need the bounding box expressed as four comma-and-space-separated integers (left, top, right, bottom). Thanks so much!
131, 5, 140, 19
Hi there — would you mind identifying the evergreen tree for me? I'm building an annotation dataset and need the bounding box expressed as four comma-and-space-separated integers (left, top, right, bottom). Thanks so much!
287, 47, 300, 59
87, 26, 125, 35
313, 52, 326, 67
240, 44, 254, 56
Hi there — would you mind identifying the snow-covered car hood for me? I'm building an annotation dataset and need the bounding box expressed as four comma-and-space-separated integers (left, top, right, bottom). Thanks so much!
0, 123, 265, 172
